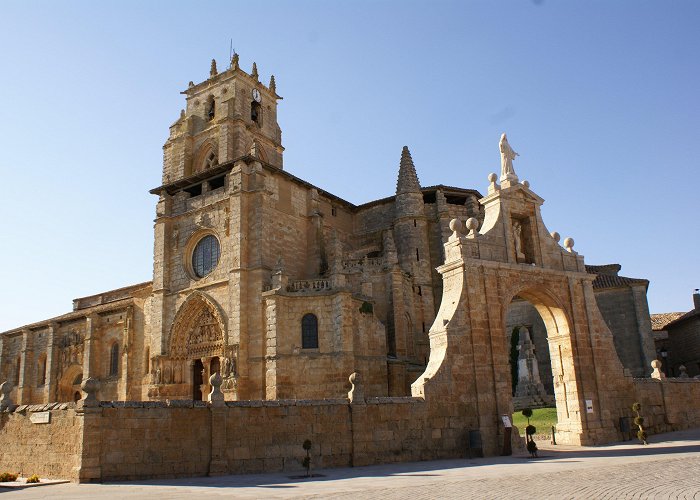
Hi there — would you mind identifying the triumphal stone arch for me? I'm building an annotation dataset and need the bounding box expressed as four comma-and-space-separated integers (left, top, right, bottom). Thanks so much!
412, 159, 632, 450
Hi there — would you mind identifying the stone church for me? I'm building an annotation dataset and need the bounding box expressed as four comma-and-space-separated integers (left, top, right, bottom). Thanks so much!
0, 56, 655, 406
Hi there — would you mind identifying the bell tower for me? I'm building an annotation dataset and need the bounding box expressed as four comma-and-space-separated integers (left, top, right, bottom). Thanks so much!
161, 54, 284, 185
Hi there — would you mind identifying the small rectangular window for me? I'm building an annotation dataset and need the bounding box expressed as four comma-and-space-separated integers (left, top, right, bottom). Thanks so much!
184, 184, 202, 197
331, 207, 337, 216
416, 248, 420, 261
209, 176, 225, 190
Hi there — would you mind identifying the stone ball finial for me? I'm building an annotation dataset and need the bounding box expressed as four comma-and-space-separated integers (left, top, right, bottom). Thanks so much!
348, 371, 364, 404
466, 218, 479, 232
209, 372, 223, 388
0, 381, 12, 411
80, 377, 101, 407
449, 218, 463, 234
651, 360, 661, 369
208, 372, 225, 405
488, 173, 497, 183
551, 231, 561, 243
564, 237, 575, 252
522, 180, 530, 188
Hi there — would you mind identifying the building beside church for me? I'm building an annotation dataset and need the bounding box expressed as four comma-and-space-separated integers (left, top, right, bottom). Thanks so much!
0, 56, 656, 406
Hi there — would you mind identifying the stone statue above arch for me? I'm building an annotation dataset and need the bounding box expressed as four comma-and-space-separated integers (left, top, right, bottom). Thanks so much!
499, 133, 519, 183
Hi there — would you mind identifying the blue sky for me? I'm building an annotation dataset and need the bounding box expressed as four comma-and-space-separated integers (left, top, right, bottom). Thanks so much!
0, 1, 698, 331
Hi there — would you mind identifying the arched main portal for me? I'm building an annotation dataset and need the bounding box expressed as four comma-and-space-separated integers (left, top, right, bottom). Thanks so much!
155, 292, 232, 401
58, 364, 83, 403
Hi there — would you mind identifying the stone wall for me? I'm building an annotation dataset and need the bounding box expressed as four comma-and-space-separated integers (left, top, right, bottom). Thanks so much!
632, 378, 700, 434
0, 404, 82, 480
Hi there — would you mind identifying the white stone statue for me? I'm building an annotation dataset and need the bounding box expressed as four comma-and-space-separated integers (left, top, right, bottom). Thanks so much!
512, 220, 526, 262
499, 133, 519, 182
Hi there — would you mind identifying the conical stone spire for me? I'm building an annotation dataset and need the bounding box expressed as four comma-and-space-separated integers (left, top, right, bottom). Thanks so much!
251, 62, 259, 81
269, 74, 276, 93
210, 59, 218, 77
396, 146, 421, 195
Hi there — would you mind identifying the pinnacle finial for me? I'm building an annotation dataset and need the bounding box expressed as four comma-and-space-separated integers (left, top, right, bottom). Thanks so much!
251, 62, 259, 81
210, 59, 218, 77
396, 146, 421, 195
269, 75, 276, 93
231, 52, 239, 69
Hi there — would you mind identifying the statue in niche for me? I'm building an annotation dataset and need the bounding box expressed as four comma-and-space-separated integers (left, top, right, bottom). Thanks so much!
499, 133, 519, 181
163, 363, 172, 384
221, 357, 232, 378
512, 220, 526, 262
155, 367, 162, 385
174, 362, 183, 384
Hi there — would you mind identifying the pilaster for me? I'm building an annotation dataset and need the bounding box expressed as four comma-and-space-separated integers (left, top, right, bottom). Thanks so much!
18, 329, 32, 404
45, 323, 58, 403
82, 315, 98, 381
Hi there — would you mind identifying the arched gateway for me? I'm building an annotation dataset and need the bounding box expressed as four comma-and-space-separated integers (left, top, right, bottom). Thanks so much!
149, 292, 235, 400
412, 165, 635, 454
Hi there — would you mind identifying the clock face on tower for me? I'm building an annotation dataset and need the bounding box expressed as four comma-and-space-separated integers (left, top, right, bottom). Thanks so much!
252, 88, 261, 103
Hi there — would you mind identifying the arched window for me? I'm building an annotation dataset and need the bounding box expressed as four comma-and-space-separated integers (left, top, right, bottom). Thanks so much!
206, 96, 215, 121
144, 347, 150, 375
109, 343, 119, 377
37, 356, 47, 386
15, 357, 21, 385
204, 150, 217, 170
301, 314, 319, 349
251, 100, 261, 124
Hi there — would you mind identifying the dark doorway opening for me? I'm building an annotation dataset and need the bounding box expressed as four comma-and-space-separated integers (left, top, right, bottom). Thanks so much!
193, 359, 204, 401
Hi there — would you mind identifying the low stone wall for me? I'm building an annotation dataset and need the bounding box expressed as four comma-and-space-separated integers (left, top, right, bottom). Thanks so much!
633, 378, 700, 434
2, 381, 698, 482
97, 402, 211, 480
93, 397, 433, 481
0, 403, 82, 480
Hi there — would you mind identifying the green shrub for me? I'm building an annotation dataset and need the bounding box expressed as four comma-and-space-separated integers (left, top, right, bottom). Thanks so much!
634, 416, 644, 426
303, 439, 312, 451
26, 475, 40, 484
526, 425, 537, 436
359, 302, 373, 314
0, 472, 18, 482
632, 402, 641, 412
521, 408, 533, 419
637, 430, 648, 443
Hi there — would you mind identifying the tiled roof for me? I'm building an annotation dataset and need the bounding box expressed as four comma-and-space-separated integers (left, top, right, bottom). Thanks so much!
666, 309, 700, 328
590, 273, 648, 290
651, 312, 685, 331
585, 264, 648, 290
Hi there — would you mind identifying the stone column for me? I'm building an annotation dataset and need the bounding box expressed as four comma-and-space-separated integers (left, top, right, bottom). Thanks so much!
45, 322, 59, 403
119, 307, 132, 400
83, 315, 98, 381
18, 329, 33, 404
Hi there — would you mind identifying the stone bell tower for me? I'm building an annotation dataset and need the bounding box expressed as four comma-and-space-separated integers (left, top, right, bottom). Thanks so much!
161, 54, 284, 185
147, 55, 285, 401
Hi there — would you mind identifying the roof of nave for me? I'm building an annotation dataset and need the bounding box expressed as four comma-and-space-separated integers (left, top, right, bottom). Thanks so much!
150, 154, 483, 213
0, 281, 152, 337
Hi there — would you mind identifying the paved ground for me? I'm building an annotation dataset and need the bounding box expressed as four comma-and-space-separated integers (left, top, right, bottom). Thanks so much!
3, 429, 700, 499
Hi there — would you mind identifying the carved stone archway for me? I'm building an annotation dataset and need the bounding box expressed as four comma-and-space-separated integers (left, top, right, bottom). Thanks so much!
168, 291, 227, 361
412, 170, 635, 456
